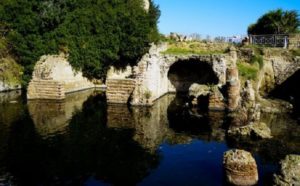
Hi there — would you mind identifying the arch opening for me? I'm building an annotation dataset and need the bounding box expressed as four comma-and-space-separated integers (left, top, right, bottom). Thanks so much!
270, 69, 300, 119
167, 59, 219, 94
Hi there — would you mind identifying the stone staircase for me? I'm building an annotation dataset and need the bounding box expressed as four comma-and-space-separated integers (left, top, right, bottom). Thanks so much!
106, 79, 136, 104
27, 80, 65, 100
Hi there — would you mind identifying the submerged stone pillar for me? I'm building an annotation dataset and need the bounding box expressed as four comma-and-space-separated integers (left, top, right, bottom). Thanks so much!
223, 149, 258, 186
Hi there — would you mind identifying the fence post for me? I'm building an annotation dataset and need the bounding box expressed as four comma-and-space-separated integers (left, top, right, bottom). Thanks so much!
284, 36, 288, 49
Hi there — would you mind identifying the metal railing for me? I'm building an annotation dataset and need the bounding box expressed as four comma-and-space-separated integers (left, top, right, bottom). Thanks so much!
249, 34, 289, 48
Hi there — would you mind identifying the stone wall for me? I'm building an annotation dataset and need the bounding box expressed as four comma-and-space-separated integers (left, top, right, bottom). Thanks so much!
288, 34, 300, 49
106, 79, 136, 104
272, 56, 300, 85
27, 80, 65, 100
27, 54, 95, 99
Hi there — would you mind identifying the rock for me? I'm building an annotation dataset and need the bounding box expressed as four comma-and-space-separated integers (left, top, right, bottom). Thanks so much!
274, 155, 300, 186
248, 103, 261, 123
229, 108, 249, 127
0, 57, 23, 92
0, 81, 21, 92
208, 86, 226, 111
223, 149, 258, 186
260, 98, 293, 113
257, 59, 276, 96
228, 122, 272, 139
189, 83, 211, 98
242, 80, 256, 105
251, 122, 272, 139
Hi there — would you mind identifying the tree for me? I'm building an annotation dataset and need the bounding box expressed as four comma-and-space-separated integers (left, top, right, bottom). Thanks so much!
248, 9, 300, 35
0, 0, 160, 84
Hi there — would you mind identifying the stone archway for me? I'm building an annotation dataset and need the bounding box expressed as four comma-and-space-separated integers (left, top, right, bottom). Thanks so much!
271, 69, 300, 117
167, 59, 219, 93
106, 44, 232, 106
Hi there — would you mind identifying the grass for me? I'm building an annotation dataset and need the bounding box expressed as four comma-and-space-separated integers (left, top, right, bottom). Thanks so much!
242, 44, 264, 55
237, 62, 259, 80
161, 47, 225, 55
160, 40, 229, 55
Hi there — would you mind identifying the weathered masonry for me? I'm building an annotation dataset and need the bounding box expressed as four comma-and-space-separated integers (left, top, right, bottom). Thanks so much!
27, 54, 95, 100
106, 44, 240, 110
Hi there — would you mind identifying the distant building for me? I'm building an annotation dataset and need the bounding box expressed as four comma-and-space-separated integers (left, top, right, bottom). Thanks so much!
226, 36, 244, 43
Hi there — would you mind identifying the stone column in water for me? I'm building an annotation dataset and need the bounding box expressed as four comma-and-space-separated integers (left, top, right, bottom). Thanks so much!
227, 47, 241, 111
223, 149, 259, 186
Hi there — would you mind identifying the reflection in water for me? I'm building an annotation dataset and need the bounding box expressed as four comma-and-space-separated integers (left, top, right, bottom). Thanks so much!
4, 91, 159, 185
107, 94, 173, 151
0, 90, 24, 184
107, 94, 226, 151
0, 90, 299, 185
228, 112, 300, 162
167, 95, 226, 142
28, 89, 97, 137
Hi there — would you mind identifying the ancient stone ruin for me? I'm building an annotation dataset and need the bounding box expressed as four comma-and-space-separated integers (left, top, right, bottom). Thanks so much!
27, 54, 95, 100
106, 44, 240, 112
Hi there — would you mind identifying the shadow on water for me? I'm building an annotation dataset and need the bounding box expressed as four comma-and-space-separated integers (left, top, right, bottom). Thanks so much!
0, 90, 299, 185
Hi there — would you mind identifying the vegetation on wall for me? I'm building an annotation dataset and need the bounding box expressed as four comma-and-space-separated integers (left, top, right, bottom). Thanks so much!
248, 9, 300, 35
0, 37, 23, 87
161, 41, 228, 55
0, 0, 160, 84
237, 62, 259, 81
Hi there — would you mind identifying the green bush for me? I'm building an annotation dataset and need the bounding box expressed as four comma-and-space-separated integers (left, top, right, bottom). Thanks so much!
237, 62, 259, 80
250, 55, 264, 69
0, 0, 160, 84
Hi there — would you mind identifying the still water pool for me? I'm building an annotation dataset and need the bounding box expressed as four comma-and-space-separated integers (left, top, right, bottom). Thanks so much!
0, 89, 299, 186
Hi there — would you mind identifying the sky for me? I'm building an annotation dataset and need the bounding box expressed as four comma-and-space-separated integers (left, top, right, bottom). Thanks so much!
153, 0, 300, 37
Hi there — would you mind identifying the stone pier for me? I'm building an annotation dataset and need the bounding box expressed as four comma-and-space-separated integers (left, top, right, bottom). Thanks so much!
27, 54, 95, 100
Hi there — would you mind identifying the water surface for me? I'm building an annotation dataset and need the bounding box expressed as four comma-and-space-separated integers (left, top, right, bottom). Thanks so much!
0, 90, 299, 185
